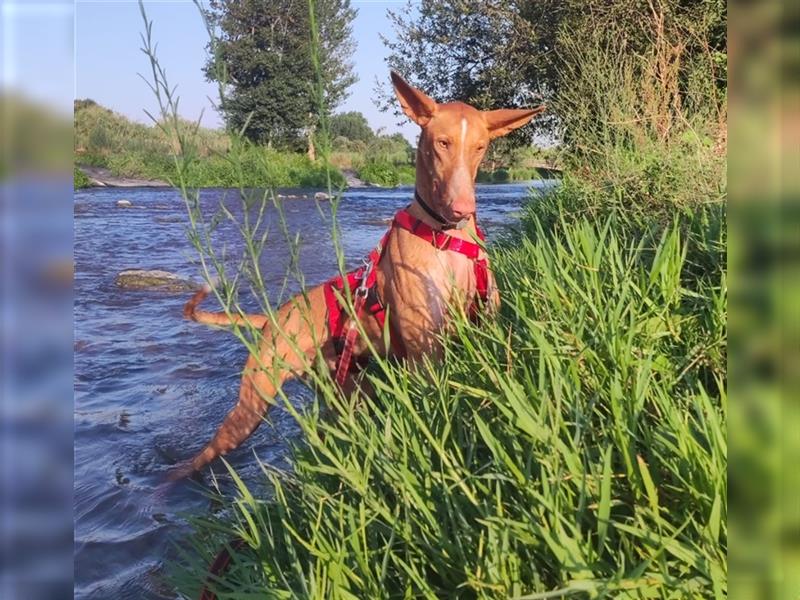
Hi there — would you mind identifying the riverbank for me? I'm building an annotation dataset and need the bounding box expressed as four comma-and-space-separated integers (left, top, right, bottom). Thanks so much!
77, 165, 170, 188
73, 164, 371, 189
73, 100, 559, 190
173, 182, 726, 599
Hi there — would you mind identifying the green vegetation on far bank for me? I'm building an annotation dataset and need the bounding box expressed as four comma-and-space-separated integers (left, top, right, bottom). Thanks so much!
74, 99, 345, 188
73, 99, 554, 189
73, 165, 91, 189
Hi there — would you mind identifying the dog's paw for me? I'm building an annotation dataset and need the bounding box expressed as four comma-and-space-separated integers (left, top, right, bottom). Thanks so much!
165, 460, 197, 482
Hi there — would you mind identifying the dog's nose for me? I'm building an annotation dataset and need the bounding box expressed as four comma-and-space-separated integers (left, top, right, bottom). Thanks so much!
450, 198, 475, 219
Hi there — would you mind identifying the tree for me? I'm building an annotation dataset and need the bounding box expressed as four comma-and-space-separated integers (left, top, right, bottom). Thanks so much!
204, 0, 357, 149
316, 0, 358, 115
329, 111, 374, 142
379, 0, 557, 145
378, 0, 726, 147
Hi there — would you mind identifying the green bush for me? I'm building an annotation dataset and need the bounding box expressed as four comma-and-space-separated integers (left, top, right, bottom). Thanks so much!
356, 160, 400, 187
73, 166, 91, 188
329, 111, 374, 143
74, 101, 347, 188
357, 161, 414, 187
476, 169, 493, 183
492, 167, 510, 183
395, 164, 416, 185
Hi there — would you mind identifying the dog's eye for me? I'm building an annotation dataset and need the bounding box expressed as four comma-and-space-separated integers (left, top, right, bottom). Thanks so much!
437, 139, 450, 150
476, 145, 486, 152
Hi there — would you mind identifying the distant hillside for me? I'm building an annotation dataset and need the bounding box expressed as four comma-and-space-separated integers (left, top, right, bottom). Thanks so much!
74, 99, 230, 181
73, 99, 343, 188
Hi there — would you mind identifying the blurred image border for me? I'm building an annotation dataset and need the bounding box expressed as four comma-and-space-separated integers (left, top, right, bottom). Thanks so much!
728, 0, 800, 599
0, 0, 797, 598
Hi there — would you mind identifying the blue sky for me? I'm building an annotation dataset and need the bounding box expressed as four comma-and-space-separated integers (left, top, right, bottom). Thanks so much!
74, 0, 419, 142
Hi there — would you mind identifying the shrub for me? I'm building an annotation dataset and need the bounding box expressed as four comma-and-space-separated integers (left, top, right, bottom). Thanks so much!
73, 166, 91, 188
395, 164, 416, 185
329, 111, 374, 143
492, 167, 510, 183
550, 4, 726, 217
356, 159, 400, 187
476, 169, 493, 183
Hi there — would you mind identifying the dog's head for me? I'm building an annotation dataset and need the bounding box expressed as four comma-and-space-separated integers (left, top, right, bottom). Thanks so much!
391, 71, 544, 223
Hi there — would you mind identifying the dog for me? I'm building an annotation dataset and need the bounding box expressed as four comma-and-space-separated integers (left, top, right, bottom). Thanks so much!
172, 72, 543, 478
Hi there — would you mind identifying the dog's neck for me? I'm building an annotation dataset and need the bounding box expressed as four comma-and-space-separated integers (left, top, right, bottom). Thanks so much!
407, 195, 473, 233
409, 188, 474, 233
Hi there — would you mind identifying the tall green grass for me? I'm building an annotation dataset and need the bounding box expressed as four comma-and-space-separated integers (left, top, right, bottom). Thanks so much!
173, 199, 726, 598
130, 0, 726, 596
73, 166, 91, 189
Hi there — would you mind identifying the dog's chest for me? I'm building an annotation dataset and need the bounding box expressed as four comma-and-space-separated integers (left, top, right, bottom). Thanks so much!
383, 233, 479, 305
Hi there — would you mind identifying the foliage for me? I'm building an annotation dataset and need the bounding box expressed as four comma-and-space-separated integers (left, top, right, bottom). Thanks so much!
203, 0, 357, 148
329, 110, 374, 143
73, 166, 91, 188
542, 2, 727, 227
355, 159, 415, 187
553, 2, 726, 166
173, 198, 727, 598
74, 99, 228, 165
348, 132, 415, 186
315, 0, 358, 115
381, 0, 551, 145
381, 0, 726, 148
73, 98, 345, 188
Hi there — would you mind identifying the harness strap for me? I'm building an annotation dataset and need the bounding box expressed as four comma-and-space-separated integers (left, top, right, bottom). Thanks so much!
393, 209, 486, 258
325, 207, 490, 385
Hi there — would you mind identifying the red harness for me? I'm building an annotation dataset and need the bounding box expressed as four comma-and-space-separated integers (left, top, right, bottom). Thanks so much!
323, 207, 490, 385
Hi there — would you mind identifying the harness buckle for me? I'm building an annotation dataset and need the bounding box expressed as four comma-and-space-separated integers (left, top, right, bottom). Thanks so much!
354, 256, 373, 299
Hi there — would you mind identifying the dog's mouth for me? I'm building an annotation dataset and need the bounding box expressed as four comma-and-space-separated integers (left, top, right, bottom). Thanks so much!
426, 185, 475, 228
430, 201, 472, 229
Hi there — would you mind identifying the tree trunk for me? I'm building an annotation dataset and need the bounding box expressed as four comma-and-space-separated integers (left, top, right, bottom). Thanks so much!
307, 129, 316, 162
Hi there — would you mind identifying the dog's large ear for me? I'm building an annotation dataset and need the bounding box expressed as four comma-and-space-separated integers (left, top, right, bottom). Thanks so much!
483, 106, 545, 139
391, 71, 437, 127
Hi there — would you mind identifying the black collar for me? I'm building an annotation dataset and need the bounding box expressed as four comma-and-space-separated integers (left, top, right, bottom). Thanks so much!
413, 190, 463, 231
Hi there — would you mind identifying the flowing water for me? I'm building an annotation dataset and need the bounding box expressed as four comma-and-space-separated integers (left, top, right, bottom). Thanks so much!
73, 182, 552, 598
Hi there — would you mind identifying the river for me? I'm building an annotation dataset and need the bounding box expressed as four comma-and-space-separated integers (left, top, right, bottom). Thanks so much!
73, 182, 552, 598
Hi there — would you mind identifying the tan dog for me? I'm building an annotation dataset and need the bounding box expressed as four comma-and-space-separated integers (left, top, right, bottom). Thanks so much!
173, 72, 543, 477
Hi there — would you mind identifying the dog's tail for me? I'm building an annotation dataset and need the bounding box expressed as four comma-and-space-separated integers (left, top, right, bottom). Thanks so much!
183, 284, 269, 329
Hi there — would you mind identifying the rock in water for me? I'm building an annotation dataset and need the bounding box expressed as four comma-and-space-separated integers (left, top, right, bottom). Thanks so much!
314, 191, 331, 201
116, 199, 133, 208
115, 269, 200, 293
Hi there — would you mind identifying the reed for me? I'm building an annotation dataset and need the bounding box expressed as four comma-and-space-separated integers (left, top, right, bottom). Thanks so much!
134, 0, 726, 596
169, 196, 726, 598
